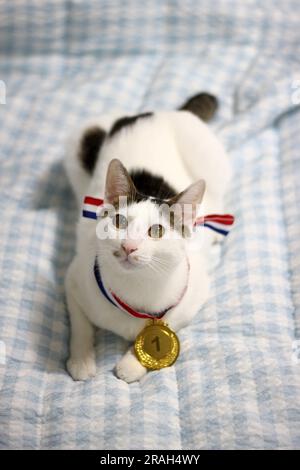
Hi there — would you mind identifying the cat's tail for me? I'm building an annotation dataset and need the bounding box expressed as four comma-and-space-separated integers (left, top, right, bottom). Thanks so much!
168, 93, 231, 204
179, 92, 218, 122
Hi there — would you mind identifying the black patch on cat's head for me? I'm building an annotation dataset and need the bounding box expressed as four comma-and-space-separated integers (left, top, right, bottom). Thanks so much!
179, 92, 218, 122
129, 169, 177, 204
78, 126, 106, 174
109, 112, 153, 137
127, 169, 196, 236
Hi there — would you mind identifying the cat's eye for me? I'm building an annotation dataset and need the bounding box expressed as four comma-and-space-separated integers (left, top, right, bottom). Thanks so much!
148, 224, 165, 238
112, 213, 128, 230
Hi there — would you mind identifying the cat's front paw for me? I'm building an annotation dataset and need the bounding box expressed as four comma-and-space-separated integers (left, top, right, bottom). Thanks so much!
115, 348, 147, 383
67, 354, 97, 381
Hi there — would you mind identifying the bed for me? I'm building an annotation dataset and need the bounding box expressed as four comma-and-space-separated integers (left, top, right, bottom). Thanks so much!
0, 0, 300, 449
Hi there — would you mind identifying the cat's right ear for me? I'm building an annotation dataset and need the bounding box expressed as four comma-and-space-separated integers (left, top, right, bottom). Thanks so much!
105, 159, 136, 205
169, 179, 206, 227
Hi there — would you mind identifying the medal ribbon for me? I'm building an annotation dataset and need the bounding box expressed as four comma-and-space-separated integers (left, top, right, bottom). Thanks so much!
94, 259, 188, 320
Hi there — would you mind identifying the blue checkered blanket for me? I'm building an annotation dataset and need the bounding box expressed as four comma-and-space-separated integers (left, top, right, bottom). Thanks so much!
1, 0, 300, 449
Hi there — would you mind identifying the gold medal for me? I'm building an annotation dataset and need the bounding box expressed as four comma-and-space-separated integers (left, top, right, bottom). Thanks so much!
134, 319, 180, 370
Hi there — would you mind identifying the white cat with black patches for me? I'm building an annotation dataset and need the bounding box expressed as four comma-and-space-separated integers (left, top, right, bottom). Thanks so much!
64, 93, 231, 383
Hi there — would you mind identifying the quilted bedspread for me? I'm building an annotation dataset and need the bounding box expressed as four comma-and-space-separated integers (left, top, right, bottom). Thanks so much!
0, 0, 300, 449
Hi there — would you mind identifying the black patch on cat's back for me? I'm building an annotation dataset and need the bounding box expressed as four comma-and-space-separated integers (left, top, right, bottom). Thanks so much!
79, 126, 106, 174
129, 169, 177, 203
109, 112, 153, 137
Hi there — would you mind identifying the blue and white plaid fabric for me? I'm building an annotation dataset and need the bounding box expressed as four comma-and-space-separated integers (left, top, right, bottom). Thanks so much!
1, 0, 300, 449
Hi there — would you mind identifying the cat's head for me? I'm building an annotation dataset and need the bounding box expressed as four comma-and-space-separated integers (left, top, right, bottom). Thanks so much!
95, 159, 205, 276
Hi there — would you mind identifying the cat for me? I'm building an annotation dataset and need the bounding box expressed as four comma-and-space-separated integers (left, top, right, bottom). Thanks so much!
64, 93, 231, 383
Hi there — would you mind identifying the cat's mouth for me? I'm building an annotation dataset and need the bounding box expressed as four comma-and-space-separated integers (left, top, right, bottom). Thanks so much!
113, 250, 143, 270
119, 257, 137, 269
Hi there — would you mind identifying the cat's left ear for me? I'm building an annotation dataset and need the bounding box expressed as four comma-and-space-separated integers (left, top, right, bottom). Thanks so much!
169, 179, 206, 226
105, 158, 136, 205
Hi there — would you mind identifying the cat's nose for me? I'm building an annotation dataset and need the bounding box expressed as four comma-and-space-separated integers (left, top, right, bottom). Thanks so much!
121, 242, 138, 256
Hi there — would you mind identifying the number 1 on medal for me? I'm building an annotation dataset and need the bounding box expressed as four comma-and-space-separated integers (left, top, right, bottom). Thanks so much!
151, 336, 160, 352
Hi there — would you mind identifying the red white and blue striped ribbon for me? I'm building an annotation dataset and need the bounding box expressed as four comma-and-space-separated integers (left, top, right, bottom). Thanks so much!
194, 214, 235, 236
83, 196, 235, 236
82, 196, 104, 220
